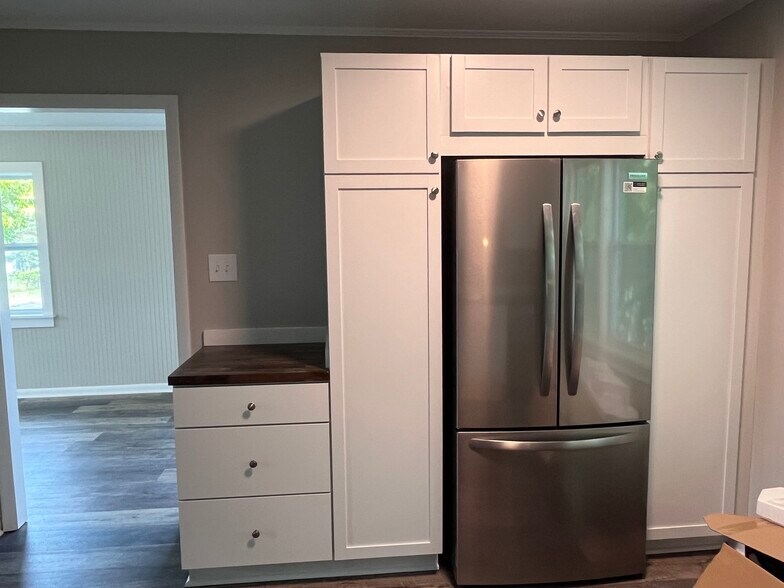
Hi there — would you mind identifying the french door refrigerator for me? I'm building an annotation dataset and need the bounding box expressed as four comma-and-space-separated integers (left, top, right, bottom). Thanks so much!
447, 158, 658, 586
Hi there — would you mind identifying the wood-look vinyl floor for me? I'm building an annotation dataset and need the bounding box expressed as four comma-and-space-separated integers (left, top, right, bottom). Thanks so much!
0, 394, 713, 588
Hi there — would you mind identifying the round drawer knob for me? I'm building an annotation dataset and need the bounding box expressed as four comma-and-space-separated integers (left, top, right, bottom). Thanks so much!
553, 109, 562, 122
249, 460, 258, 469
251, 530, 260, 539
430, 151, 439, 160
536, 109, 545, 122
247, 402, 256, 411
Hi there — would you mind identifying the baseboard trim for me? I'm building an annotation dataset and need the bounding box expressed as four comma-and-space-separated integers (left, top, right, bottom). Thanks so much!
647, 535, 724, 555
647, 523, 719, 542
17, 383, 172, 399
185, 554, 439, 587
203, 326, 327, 346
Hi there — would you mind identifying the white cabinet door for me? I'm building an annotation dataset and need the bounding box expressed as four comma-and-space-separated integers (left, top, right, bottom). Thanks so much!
325, 174, 442, 560
450, 54, 548, 133
322, 54, 439, 174
173, 383, 329, 428
548, 56, 642, 133
175, 424, 331, 500
648, 174, 753, 541
650, 58, 761, 172
179, 493, 333, 570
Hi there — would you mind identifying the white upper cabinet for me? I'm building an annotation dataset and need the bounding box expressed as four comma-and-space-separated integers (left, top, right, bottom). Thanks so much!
325, 174, 442, 560
548, 56, 643, 133
648, 174, 753, 541
450, 55, 548, 133
650, 58, 761, 172
322, 53, 440, 174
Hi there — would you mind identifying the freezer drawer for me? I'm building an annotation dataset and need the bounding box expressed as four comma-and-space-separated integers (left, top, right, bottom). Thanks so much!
455, 424, 649, 585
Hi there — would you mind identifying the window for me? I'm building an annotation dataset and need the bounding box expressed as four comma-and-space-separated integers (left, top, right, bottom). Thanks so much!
0, 162, 54, 328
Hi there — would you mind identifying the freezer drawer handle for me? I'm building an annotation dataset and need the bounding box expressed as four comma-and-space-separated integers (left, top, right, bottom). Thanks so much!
541, 203, 557, 397
468, 433, 634, 452
565, 202, 585, 396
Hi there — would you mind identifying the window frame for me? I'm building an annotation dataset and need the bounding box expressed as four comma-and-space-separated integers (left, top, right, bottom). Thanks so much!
0, 162, 54, 328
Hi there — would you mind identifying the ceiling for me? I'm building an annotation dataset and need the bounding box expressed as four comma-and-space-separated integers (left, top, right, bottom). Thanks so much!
0, 0, 757, 42
0, 109, 166, 131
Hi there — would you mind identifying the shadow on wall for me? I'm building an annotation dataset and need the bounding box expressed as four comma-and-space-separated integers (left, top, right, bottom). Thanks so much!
235, 97, 327, 328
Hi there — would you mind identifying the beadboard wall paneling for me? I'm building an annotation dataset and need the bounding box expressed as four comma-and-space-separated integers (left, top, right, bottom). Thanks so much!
0, 131, 178, 389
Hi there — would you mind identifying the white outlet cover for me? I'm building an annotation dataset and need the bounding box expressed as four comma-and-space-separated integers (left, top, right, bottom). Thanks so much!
208, 254, 237, 282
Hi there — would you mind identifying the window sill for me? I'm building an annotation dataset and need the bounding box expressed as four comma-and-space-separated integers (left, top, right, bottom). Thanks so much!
11, 315, 55, 329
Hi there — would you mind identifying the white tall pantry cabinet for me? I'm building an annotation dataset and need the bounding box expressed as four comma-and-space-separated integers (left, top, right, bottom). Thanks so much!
325, 175, 442, 560
648, 174, 753, 541
322, 54, 443, 564
646, 58, 762, 543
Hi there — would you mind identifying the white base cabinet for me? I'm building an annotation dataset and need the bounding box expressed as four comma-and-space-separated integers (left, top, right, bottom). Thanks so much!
648, 174, 753, 541
174, 383, 334, 574
325, 174, 443, 560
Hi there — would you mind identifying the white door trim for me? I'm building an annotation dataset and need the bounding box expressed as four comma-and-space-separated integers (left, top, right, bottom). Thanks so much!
0, 94, 190, 530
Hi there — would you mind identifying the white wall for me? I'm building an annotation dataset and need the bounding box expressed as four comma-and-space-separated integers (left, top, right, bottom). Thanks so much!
0, 131, 178, 389
685, 0, 784, 512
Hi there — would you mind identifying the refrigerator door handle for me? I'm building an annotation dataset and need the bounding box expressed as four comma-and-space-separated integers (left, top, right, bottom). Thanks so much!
541, 203, 557, 396
468, 433, 635, 453
566, 202, 585, 396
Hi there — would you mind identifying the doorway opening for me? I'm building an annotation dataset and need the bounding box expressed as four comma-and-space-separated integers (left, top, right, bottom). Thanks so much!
0, 97, 189, 585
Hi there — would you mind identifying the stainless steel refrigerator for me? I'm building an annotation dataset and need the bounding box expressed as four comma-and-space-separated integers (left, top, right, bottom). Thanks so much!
446, 158, 658, 586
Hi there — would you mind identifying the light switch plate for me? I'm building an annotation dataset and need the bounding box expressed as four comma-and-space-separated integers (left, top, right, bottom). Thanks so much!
208, 254, 237, 282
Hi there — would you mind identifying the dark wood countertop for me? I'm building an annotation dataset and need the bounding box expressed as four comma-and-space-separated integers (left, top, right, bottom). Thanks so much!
168, 343, 329, 387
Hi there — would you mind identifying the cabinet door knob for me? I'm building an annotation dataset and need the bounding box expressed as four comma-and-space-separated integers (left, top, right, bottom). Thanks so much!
429, 187, 439, 200
249, 460, 258, 469
553, 110, 562, 122
247, 402, 256, 411
537, 109, 545, 122
251, 530, 260, 539
430, 151, 439, 160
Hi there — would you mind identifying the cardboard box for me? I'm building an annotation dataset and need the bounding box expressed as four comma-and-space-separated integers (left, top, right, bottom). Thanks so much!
696, 513, 784, 587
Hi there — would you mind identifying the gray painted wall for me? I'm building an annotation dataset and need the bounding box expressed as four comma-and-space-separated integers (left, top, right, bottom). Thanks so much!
0, 131, 178, 389
0, 29, 681, 351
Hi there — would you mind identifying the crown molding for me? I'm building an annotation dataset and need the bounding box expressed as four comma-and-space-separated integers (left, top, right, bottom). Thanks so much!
0, 21, 685, 43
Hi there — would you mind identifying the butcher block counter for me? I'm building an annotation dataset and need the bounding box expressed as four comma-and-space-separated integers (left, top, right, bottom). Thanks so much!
168, 343, 329, 387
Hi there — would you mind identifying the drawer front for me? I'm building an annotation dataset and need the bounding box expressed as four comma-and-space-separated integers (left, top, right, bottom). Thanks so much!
176, 423, 330, 500
179, 493, 333, 570
173, 383, 329, 428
